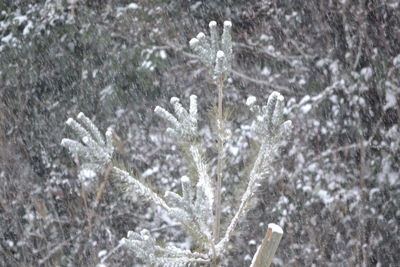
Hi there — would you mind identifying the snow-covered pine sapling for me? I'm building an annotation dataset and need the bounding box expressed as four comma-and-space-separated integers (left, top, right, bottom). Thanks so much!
61, 21, 292, 266
190, 20, 233, 243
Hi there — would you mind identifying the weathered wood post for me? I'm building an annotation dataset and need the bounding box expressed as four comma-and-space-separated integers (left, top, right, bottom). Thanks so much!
250, 223, 283, 267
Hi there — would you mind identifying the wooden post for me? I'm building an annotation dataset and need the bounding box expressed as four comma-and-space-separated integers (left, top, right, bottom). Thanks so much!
250, 223, 283, 267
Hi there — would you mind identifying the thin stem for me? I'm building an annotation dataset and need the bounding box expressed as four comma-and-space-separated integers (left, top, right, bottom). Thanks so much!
211, 241, 217, 267
216, 141, 269, 254
213, 76, 224, 245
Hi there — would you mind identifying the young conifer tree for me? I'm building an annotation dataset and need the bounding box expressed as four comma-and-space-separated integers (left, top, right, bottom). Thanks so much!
61, 21, 292, 266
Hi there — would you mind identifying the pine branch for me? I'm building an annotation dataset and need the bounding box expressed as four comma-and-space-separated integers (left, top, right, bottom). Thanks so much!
112, 167, 170, 210
155, 97, 215, 244
121, 229, 210, 266
61, 113, 114, 190
189, 20, 232, 82
216, 92, 292, 255
154, 95, 198, 142
216, 141, 272, 254
190, 144, 214, 210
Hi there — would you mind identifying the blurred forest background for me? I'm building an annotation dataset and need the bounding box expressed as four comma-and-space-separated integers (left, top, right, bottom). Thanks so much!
0, 0, 399, 266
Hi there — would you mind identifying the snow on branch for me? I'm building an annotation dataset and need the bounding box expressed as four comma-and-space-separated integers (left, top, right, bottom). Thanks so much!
61, 113, 114, 189
61, 113, 170, 212
216, 92, 291, 254
154, 95, 198, 141
190, 144, 214, 209
62, 112, 216, 262
164, 178, 212, 244
189, 20, 233, 81
112, 167, 170, 210
121, 229, 209, 266
155, 97, 215, 243
246, 92, 293, 140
